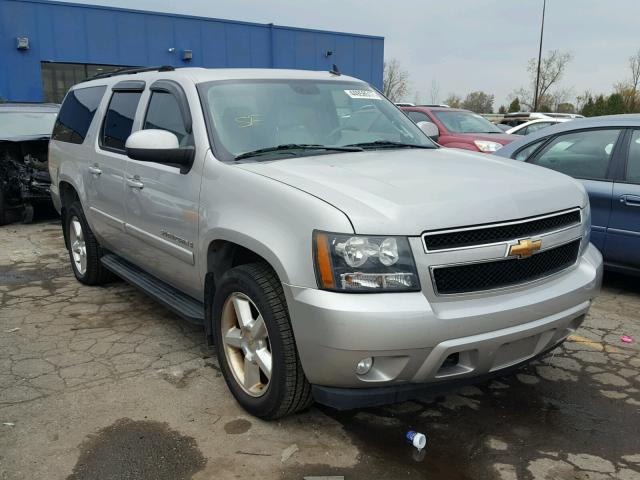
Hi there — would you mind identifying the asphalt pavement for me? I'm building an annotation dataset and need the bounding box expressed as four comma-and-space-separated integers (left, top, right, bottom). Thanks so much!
1, 219, 638, 480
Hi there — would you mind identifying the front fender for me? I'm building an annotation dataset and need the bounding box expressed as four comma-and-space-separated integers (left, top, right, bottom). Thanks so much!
197, 155, 354, 288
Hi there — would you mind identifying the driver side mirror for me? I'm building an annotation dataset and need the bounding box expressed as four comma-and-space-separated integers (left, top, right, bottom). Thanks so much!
125, 129, 194, 171
417, 121, 439, 141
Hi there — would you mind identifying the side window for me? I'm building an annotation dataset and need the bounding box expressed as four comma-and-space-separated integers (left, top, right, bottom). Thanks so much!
514, 139, 546, 161
143, 92, 192, 146
406, 111, 434, 124
626, 130, 640, 183
529, 129, 621, 180
101, 91, 142, 152
52, 86, 106, 144
516, 126, 529, 135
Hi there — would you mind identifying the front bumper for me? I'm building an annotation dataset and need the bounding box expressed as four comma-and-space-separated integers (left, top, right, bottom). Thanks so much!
284, 244, 602, 407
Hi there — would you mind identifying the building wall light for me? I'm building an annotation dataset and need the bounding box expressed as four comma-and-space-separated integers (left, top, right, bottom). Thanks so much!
16, 37, 29, 50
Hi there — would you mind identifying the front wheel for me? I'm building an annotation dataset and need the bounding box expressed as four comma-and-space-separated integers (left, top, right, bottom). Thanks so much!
213, 263, 312, 419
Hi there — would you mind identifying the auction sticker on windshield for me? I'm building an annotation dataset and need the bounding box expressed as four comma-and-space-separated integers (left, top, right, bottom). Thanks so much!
345, 89, 380, 100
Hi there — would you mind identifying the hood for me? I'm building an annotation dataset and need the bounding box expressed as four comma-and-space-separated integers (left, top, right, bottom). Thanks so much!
235, 148, 587, 235
451, 132, 516, 145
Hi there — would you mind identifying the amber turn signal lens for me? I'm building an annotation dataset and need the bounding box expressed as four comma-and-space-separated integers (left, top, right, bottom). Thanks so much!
314, 232, 335, 289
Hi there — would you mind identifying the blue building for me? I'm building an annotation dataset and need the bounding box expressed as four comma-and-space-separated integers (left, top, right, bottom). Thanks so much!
0, 0, 384, 102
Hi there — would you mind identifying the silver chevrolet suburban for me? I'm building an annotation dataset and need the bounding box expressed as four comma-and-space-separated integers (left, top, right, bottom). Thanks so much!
49, 67, 603, 419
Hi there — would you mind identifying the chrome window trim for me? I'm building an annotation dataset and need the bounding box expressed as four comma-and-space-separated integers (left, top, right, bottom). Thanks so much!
429, 236, 582, 296
421, 207, 583, 253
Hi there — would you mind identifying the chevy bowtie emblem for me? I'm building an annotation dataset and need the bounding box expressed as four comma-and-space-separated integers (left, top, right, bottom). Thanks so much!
508, 239, 542, 258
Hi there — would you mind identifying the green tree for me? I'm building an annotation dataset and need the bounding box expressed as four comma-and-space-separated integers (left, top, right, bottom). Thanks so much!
443, 94, 462, 108
606, 93, 626, 115
498, 105, 507, 114
581, 97, 596, 116
508, 98, 520, 112
593, 95, 607, 116
556, 102, 576, 113
462, 91, 494, 113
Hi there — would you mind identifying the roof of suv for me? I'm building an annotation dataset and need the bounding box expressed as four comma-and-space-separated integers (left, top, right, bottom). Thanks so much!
76, 67, 364, 89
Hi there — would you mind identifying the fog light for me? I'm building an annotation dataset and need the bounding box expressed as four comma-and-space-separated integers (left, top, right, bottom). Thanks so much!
356, 357, 373, 375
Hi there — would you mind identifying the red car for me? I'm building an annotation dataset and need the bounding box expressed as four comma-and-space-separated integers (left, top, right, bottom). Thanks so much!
401, 106, 516, 153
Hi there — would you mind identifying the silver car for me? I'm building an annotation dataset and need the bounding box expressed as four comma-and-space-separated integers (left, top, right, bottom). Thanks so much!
48, 67, 602, 418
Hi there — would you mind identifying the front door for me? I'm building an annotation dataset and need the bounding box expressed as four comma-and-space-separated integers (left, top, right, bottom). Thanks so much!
123, 82, 202, 298
605, 129, 640, 270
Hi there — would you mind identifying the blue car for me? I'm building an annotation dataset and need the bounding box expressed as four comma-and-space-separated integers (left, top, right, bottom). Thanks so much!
495, 115, 640, 276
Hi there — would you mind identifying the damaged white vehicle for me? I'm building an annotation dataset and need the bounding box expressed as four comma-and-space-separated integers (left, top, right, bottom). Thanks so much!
0, 103, 58, 225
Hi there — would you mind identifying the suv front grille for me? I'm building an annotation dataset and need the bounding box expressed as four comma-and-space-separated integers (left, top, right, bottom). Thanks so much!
432, 240, 580, 295
423, 210, 581, 251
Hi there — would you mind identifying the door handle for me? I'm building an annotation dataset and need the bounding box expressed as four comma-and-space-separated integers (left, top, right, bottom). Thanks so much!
126, 176, 144, 189
619, 194, 640, 207
88, 165, 102, 176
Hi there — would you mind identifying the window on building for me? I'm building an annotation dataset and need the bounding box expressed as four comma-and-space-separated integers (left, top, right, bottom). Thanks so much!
52, 86, 106, 144
143, 92, 192, 146
41, 62, 134, 103
101, 91, 142, 152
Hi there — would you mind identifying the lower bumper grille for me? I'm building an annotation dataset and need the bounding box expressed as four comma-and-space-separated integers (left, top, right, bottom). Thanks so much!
432, 240, 581, 295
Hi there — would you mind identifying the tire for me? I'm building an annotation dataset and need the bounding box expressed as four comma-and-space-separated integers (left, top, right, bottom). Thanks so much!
65, 201, 113, 285
213, 263, 313, 419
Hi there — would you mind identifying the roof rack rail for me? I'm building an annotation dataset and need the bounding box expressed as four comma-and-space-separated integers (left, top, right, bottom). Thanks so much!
84, 65, 175, 82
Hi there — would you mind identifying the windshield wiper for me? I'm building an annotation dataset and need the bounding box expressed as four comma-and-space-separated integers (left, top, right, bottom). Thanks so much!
234, 144, 363, 161
344, 140, 435, 150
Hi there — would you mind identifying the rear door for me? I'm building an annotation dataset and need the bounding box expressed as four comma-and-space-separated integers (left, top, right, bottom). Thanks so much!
88, 81, 144, 250
123, 80, 202, 297
606, 129, 640, 270
526, 128, 624, 252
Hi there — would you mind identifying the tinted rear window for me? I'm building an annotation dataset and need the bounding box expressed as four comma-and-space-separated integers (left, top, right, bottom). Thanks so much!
52, 86, 106, 144
101, 91, 142, 152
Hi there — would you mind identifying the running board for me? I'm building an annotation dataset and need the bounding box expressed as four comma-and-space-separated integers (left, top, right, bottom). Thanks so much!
100, 254, 205, 325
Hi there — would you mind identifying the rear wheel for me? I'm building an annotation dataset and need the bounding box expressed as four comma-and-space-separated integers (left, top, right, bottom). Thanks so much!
65, 201, 113, 285
213, 263, 312, 419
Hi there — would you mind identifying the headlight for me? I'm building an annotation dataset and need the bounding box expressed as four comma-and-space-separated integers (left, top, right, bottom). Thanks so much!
313, 231, 420, 292
474, 140, 503, 153
580, 203, 591, 254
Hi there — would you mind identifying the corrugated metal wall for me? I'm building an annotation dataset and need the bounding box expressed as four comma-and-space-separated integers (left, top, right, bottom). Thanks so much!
0, 0, 384, 102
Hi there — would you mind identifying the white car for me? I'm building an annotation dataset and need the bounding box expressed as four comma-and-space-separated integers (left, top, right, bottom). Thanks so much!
507, 118, 569, 136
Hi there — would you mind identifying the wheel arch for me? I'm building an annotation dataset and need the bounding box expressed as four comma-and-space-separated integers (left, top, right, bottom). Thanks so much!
203, 233, 289, 345
58, 180, 80, 250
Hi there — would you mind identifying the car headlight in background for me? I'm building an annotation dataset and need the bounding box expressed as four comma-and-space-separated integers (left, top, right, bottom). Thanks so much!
314, 232, 420, 292
474, 140, 503, 153
580, 202, 591, 254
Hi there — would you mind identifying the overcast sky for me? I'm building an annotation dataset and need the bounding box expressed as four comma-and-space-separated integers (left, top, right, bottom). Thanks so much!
60, 0, 640, 108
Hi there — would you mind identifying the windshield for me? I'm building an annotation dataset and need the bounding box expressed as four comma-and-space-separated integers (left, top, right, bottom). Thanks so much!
198, 79, 435, 161
432, 110, 503, 134
0, 111, 57, 138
